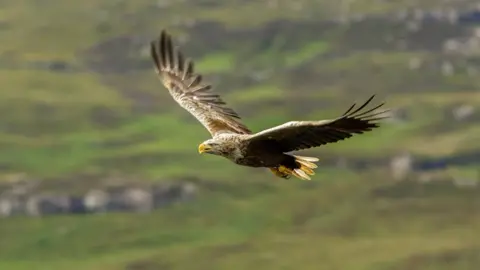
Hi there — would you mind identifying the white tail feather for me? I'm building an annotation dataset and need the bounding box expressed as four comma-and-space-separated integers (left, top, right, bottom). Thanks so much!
291, 155, 320, 180
293, 169, 311, 180
293, 155, 319, 162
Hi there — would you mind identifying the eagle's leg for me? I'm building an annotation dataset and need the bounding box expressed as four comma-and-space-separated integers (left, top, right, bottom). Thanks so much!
269, 167, 291, 179
269, 155, 319, 181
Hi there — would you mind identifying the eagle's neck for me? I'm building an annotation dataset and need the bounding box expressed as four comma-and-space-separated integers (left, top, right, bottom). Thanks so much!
213, 133, 246, 161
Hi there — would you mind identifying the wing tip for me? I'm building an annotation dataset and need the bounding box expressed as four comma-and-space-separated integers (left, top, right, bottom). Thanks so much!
150, 29, 249, 133
150, 40, 160, 70
342, 94, 388, 121
150, 29, 169, 69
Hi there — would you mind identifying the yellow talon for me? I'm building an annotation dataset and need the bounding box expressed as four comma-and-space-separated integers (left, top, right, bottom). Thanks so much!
278, 165, 290, 173
269, 162, 317, 181
269, 167, 291, 179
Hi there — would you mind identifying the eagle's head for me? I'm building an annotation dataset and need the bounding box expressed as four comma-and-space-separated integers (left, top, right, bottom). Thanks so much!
198, 139, 224, 155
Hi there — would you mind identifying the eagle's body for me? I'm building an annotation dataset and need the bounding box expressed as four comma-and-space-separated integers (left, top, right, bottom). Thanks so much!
211, 133, 295, 168
150, 30, 388, 180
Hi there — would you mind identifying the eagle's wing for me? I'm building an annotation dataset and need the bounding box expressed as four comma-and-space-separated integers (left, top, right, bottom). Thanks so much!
150, 30, 251, 137
246, 95, 388, 152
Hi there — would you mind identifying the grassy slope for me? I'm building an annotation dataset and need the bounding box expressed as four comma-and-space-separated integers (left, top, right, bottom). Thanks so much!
0, 0, 479, 269
1, 170, 479, 270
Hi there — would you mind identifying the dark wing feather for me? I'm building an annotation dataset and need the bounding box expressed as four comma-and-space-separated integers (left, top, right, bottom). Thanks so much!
246, 95, 388, 152
150, 30, 251, 137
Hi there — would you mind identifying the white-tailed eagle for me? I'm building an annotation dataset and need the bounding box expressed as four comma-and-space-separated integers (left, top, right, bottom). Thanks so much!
150, 30, 388, 180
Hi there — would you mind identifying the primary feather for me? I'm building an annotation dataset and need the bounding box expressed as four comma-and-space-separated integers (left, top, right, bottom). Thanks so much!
246, 94, 388, 152
150, 30, 251, 137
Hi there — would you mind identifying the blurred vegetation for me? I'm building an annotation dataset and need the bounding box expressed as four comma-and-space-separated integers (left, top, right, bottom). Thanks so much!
0, 0, 479, 269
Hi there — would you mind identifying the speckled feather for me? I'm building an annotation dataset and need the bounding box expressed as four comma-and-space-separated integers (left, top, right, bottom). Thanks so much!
150, 30, 251, 137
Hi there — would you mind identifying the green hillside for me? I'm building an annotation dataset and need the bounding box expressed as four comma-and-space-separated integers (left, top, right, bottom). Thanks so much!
0, 0, 479, 269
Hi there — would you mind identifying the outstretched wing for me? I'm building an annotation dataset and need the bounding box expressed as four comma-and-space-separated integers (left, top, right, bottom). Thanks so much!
246, 95, 388, 152
150, 30, 251, 137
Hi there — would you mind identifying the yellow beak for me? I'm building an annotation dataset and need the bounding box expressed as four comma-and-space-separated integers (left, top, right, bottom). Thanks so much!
198, 143, 211, 154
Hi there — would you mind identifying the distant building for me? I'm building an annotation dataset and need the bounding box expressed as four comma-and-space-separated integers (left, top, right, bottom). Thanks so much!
25, 194, 73, 217
0, 194, 28, 217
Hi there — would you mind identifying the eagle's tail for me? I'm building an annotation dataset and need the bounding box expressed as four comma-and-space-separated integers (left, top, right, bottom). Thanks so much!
269, 155, 319, 181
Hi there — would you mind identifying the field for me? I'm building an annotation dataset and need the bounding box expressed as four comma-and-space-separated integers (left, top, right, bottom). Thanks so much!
0, 0, 479, 269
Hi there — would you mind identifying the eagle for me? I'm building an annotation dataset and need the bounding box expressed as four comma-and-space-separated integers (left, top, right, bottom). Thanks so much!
149, 30, 388, 180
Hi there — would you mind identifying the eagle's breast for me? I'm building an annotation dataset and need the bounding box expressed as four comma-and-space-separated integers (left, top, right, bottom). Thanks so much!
214, 133, 249, 163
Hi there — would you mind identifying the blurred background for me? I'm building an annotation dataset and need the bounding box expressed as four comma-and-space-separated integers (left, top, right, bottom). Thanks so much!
0, 0, 479, 269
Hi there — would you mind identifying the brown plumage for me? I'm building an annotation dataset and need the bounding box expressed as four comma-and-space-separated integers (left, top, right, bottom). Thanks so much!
150, 30, 389, 180
150, 30, 251, 136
